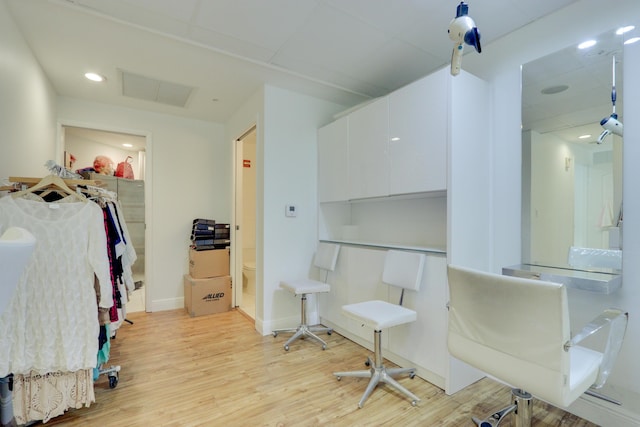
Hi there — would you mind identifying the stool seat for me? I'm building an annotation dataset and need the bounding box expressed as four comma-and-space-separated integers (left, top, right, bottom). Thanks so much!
280, 279, 330, 295
343, 300, 416, 330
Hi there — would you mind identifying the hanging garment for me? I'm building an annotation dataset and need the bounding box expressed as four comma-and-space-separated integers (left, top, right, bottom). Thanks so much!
11, 369, 95, 424
0, 195, 113, 377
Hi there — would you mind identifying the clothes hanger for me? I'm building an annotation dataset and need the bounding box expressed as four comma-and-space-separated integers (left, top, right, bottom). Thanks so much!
11, 175, 87, 202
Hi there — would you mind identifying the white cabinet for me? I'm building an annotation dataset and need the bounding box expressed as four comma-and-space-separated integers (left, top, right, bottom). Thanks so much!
389, 69, 448, 194
317, 68, 491, 396
348, 97, 389, 199
318, 116, 349, 203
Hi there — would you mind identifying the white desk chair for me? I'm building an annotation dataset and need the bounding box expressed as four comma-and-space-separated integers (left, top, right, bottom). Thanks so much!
334, 250, 425, 408
0, 227, 37, 427
273, 243, 340, 351
447, 264, 628, 427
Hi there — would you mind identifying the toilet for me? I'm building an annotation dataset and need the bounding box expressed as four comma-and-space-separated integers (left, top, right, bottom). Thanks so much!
242, 261, 256, 295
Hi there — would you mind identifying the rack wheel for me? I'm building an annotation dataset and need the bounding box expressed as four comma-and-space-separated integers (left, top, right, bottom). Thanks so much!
364, 358, 371, 367
273, 332, 278, 337
109, 374, 119, 389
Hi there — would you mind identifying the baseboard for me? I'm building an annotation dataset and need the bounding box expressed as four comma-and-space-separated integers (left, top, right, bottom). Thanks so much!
148, 297, 183, 312
568, 384, 640, 427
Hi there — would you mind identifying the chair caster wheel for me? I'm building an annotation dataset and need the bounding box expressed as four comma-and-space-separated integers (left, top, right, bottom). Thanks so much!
336, 376, 341, 381
409, 371, 416, 379
109, 374, 118, 389
327, 329, 332, 335
322, 344, 327, 350
365, 358, 371, 367
273, 332, 278, 337
284, 345, 289, 351
411, 400, 417, 407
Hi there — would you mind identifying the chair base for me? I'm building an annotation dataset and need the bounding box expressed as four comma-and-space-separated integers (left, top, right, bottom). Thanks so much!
472, 388, 532, 427
273, 293, 332, 351
333, 330, 419, 408
272, 324, 332, 351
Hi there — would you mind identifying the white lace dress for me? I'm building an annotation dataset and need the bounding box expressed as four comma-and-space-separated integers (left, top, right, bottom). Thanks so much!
0, 195, 114, 422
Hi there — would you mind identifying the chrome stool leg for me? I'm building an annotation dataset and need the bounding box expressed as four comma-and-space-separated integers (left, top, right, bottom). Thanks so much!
273, 294, 332, 351
334, 330, 419, 408
472, 388, 531, 427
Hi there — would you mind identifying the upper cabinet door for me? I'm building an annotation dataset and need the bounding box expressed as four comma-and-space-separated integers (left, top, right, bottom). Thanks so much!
348, 97, 389, 199
318, 116, 349, 203
389, 69, 448, 194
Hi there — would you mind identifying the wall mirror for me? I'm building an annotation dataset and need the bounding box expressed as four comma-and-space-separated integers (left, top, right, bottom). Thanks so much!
521, 27, 635, 274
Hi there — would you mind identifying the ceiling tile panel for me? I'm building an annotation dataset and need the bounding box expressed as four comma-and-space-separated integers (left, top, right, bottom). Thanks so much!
194, 0, 319, 51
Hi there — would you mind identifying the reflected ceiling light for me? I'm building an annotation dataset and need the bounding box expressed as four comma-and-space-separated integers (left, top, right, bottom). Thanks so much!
390, 137, 400, 141
122, 143, 133, 148
616, 25, 635, 35
578, 40, 597, 49
578, 134, 591, 139
624, 37, 640, 45
84, 72, 105, 82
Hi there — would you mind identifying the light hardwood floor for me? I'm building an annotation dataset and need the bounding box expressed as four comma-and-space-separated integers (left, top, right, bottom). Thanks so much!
42, 309, 598, 426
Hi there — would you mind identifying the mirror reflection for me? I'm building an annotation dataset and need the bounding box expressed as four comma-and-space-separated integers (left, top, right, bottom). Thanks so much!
521, 27, 634, 273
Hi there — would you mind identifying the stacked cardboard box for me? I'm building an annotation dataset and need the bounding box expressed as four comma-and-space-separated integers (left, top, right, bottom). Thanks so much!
185, 218, 232, 317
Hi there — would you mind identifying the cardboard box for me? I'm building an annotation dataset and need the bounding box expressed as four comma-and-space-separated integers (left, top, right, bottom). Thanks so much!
188, 247, 230, 278
183, 274, 232, 317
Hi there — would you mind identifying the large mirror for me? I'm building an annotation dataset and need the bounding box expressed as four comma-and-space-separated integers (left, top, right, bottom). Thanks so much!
521, 27, 635, 274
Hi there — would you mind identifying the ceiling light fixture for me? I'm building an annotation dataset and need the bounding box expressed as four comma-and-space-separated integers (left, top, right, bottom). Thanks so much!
84, 72, 105, 82
616, 25, 635, 35
624, 37, 640, 45
578, 40, 597, 49
578, 134, 591, 139
122, 143, 133, 148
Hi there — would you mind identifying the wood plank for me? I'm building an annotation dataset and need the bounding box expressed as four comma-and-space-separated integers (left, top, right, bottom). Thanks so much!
42, 309, 598, 426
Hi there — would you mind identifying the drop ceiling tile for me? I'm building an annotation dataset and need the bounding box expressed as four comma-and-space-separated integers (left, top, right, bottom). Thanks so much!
190, 25, 276, 63
194, 0, 319, 51
273, 3, 390, 73
342, 39, 444, 91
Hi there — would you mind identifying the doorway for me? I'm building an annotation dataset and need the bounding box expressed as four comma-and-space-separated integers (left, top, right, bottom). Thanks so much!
234, 126, 257, 320
61, 125, 148, 313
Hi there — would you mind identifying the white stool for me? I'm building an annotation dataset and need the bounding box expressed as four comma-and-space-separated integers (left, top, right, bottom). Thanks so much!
334, 250, 425, 408
273, 243, 340, 351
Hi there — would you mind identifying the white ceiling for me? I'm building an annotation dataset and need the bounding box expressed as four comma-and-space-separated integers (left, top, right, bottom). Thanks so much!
6, 0, 583, 125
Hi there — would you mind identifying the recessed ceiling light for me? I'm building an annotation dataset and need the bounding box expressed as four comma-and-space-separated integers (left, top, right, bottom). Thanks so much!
616, 25, 635, 35
122, 143, 133, 148
578, 134, 591, 139
541, 85, 569, 95
390, 137, 400, 141
84, 72, 105, 82
624, 37, 640, 45
578, 40, 597, 49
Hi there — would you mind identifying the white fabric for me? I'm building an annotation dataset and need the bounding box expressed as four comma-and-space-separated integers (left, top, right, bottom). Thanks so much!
0, 196, 113, 377
112, 201, 137, 293
280, 278, 330, 295
0, 227, 36, 316
343, 300, 416, 330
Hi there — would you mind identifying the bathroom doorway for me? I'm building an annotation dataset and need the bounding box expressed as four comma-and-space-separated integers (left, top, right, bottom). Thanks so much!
234, 126, 257, 320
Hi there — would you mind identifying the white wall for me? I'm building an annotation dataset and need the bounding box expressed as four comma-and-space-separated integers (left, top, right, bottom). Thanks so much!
464, 0, 640, 423
227, 85, 345, 334
0, 0, 57, 178
57, 97, 228, 312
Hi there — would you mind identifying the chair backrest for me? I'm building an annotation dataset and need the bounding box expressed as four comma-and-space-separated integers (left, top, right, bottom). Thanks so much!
447, 264, 575, 407
382, 250, 425, 292
0, 227, 36, 316
313, 242, 341, 272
